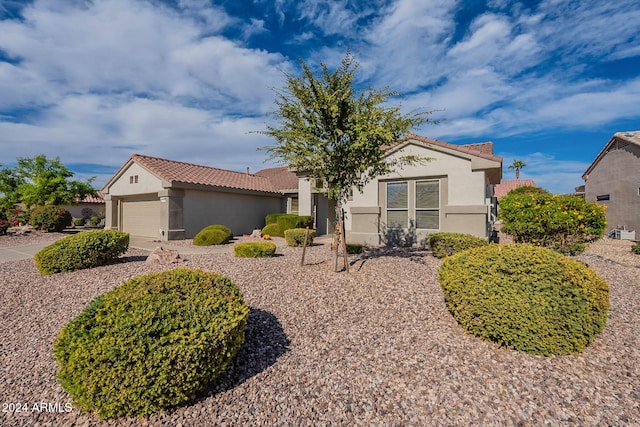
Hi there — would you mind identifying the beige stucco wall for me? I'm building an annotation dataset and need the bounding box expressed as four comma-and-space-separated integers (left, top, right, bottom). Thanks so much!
182, 189, 283, 238
585, 145, 640, 233
106, 163, 164, 196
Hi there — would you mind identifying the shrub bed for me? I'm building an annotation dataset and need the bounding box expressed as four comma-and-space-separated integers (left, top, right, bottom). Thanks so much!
234, 242, 277, 258
29, 205, 72, 232
53, 268, 249, 418
428, 232, 489, 258
284, 228, 316, 247
438, 244, 610, 356
34, 230, 129, 275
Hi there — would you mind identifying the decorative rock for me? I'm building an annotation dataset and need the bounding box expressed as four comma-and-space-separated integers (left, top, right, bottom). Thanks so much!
250, 229, 262, 238
145, 246, 183, 265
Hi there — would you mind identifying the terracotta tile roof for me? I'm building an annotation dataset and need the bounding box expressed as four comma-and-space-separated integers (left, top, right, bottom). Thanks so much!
404, 133, 502, 162
494, 179, 537, 199
254, 166, 298, 191
80, 190, 105, 203
130, 154, 281, 194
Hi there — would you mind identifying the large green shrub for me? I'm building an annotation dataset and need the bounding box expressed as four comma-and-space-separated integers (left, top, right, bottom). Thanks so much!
261, 223, 280, 238
204, 224, 233, 240
234, 242, 276, 258
193, 228, 230, 246
35, 230, 129, 275
438, 244, 610, 356
29, 205, 72, 232
499, 191, 607, 255
53, 268, 249, 418
264, 214, 314, 237
284, 228, 316, 246
428, 232, 489, 258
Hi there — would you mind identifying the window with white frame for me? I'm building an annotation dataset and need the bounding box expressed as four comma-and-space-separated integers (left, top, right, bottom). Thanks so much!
415, 180, 439, 229
385, 179, 440, 230
386, 181, 408, 228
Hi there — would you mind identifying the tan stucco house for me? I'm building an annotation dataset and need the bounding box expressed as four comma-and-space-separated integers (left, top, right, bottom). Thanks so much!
296, 133, 503, 245
102, 154, 298, 240
582, 131, 640, 235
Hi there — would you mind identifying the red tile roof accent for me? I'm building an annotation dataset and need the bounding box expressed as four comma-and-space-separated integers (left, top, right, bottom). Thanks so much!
404, 133, 502, 162
494, 179, 537, 199
254, 166, 298, 191
130, 154, 281, 194
80, 190, 105, 203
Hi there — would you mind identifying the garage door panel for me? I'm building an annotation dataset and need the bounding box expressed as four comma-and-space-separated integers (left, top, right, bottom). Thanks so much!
122, 200, 161, 238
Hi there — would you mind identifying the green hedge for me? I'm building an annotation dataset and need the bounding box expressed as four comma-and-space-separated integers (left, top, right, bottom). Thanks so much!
261, 223, 280, 238
234, 242, 277, 258
29, 205, 72, 232
428, 232, 489, 258
53, 268, 249, 418
438, 244, 610, 356
264, 214, 314, 237
284, 228, 316, 246
193, 228, 231, 246
35, 230, 129, 275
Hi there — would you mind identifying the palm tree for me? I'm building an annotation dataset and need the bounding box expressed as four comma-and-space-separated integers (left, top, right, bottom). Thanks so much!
508, 160, 526, 180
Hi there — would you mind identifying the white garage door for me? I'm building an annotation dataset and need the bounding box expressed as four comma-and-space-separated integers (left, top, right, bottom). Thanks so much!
121, 199, 162, 239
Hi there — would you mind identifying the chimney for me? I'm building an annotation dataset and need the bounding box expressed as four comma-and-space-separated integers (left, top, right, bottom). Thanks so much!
246, 166, 250, 175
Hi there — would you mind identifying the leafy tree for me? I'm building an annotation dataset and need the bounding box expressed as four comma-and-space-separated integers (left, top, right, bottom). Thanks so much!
0, 155, 96, 209
508, 159, 526, 179
258, 52, 436, 271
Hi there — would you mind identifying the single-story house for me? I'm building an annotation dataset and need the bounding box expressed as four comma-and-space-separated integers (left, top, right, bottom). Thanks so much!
582, 131, 640, 234
296, 133, 503, 245
102, 154, 298, 240
61, 191, 106, 220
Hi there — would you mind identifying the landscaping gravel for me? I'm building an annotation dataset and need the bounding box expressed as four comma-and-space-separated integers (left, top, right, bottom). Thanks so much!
0, 235, 638, 426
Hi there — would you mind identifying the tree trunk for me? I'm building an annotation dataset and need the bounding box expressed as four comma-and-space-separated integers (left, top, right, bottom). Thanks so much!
332, 204, 340, 272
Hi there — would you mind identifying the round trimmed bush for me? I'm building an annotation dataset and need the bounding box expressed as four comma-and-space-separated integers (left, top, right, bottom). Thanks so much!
73, 217, 86, 226
193, 228, 230, 246
203, 224, 233, 240
428, 232, 489, 258
53, 268, 249, 419
34, 230, 129, 275
261, 223, 280, 238
438, 244, 609, 356
234, 242, 276, 258
284, 228, 316, 246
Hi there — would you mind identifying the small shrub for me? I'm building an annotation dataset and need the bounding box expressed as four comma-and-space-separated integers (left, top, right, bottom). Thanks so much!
264, 214, 314, 237
284, 228, 316, 247
263, 234, 271, 240
7, 208, 29, 226
632, 241, 640, 255
346, 243, 364, 254
34, 230, 129, 275
234, 242, 276, 258
73, 217, 85, 226
261, 223, 280, 238
89, 216, 101, 226
53, 268, 249, 418
428, 232, 489, 258
193, 229, 230, 246
29, 206, 72, 232
438, 244, 610, 356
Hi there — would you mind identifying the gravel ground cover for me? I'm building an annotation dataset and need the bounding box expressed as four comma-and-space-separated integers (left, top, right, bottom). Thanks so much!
1, 234, 638, 426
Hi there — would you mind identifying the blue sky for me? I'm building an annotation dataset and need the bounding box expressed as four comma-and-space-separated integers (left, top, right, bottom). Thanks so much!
1, 0, 639, 194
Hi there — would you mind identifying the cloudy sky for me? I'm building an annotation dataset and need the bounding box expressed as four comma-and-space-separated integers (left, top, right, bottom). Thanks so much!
1, 0, 639, 194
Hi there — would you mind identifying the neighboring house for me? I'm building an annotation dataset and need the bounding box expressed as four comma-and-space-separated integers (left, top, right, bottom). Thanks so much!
102, 154, 298, 240
494, 179, 537, 200
582, 131, 640, 234
297, 133, 503, 245
61, 191, 106, 220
